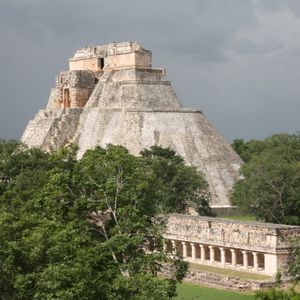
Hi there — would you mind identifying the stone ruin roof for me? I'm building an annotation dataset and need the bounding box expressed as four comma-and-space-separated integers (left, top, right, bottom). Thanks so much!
70, 41, 150, 61
167, 213, 300, 229
164, 214, 300, 253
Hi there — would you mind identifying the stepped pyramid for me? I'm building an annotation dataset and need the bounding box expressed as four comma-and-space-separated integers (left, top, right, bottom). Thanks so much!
22, 41, 243, 207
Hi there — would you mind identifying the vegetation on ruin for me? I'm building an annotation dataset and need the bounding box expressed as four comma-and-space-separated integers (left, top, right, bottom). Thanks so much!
0, 140, 213, 299
231, 133, 300, 225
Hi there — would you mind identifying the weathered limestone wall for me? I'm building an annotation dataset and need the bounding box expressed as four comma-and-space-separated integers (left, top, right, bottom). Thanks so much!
46, 70, 96, 109
184, 268, 283, 291
165, 214, 300, 253
69, 57, 102, 72
163, 214, 300, 275
69, 45, 108, 71
91, 83, 181, 109
135, 51, 152, 67
21, 109, 82, 151
56, 71, 96, 91
46, 88, 60, 110
71, 45, 108, 60
105, 52, 151, 70
69, 41, 151, 72
110, 68, 166, 82
69, 88, 91, 108
42, 109, 82, 151
107, 41, 150, 56
72, 108, 241, 206
21, 110, 63, 148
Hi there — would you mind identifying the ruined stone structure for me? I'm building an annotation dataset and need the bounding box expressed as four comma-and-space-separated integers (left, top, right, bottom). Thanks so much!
164, 214, 300, 276
21, 41, 300, 287
21, 41, 243, 207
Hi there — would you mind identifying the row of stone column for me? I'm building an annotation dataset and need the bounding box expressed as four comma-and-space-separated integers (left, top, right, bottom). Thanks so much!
166, 240, 264, 271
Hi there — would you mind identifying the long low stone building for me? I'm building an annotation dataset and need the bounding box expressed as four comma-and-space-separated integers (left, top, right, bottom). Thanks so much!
163, 214, 300, 276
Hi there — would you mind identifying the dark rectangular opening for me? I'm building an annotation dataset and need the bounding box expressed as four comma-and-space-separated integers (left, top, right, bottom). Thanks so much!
63, 88, 70, 108
100, 58, 104, 69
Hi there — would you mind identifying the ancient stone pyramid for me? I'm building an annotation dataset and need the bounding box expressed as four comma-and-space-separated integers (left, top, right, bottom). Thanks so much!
22, 41, 243, 207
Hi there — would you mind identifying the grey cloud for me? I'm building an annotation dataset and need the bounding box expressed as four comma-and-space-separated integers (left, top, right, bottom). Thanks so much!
0, 0, 299, 142
231, 39, 284, 56
0, 0, 256, 64
255, 0, 300, 16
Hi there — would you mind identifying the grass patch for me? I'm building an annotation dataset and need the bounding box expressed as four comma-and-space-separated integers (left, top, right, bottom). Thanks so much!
189, 263, 273, 281
175, 282, 255, 300
222, 215, 258, 222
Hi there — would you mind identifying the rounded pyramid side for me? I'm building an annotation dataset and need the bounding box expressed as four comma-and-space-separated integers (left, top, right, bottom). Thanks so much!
73, 106, 243, 207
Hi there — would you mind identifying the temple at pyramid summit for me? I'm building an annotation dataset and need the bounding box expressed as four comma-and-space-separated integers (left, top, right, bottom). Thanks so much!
21, 41, 243, 208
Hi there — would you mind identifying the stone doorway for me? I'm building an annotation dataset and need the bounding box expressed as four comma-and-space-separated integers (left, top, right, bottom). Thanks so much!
63, 88, 70, 108
258, 253, 265, 269
98, 57, 105, 69
225, 248, 232, 264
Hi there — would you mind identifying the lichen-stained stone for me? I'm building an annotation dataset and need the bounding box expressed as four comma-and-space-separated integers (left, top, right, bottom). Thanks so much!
165, 214, 300, 252
21, 41, 243, 207
163, 214, 300, 276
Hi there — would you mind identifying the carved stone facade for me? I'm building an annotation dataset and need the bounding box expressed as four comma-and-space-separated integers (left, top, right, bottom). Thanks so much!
68, 42, 151, 72
164, 214, 300, 276
51, 71, 97, 109
21, 41, 243, 207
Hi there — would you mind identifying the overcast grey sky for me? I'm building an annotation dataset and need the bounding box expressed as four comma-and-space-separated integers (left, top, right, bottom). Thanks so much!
0, 0, 299, 142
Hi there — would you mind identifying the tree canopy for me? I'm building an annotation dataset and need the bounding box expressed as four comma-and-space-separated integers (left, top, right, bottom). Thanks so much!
232, 134, 300, 299
231, 133, 300, 225
0, 142, 211, 299
255, 288, 300, 300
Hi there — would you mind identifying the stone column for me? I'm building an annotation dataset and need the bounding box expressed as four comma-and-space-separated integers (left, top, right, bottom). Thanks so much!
220, 247, 226, 266
253, 252, 259, 271
230, 249, 237, 267
163, 240, 167, 253
200, 244, 205, 263
191, 242, 196, 260
182, 242, 187, 258
171, 240, 176, 255
209, 246, 215, 263
242, 250, 248, 269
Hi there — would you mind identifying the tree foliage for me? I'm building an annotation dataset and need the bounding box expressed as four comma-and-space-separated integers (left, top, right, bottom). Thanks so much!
0, 142, 211, 299
231, 133, 300, 225
231, 138, 266, 163
288, 238, 300, 282
141, 146, 213, 216
255, 288, 300, 300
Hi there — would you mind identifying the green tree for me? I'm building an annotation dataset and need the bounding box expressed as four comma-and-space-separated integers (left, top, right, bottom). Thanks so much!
231, 138, 265, 162
288, 238, 300, 281
141, 146, 213, 216
231, 133, 300, 225
232, 134, 300, 300
0, 139, 19, 194
0, 138, 18, 159
255, 288, 300, 300
0, 143, 213, 299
